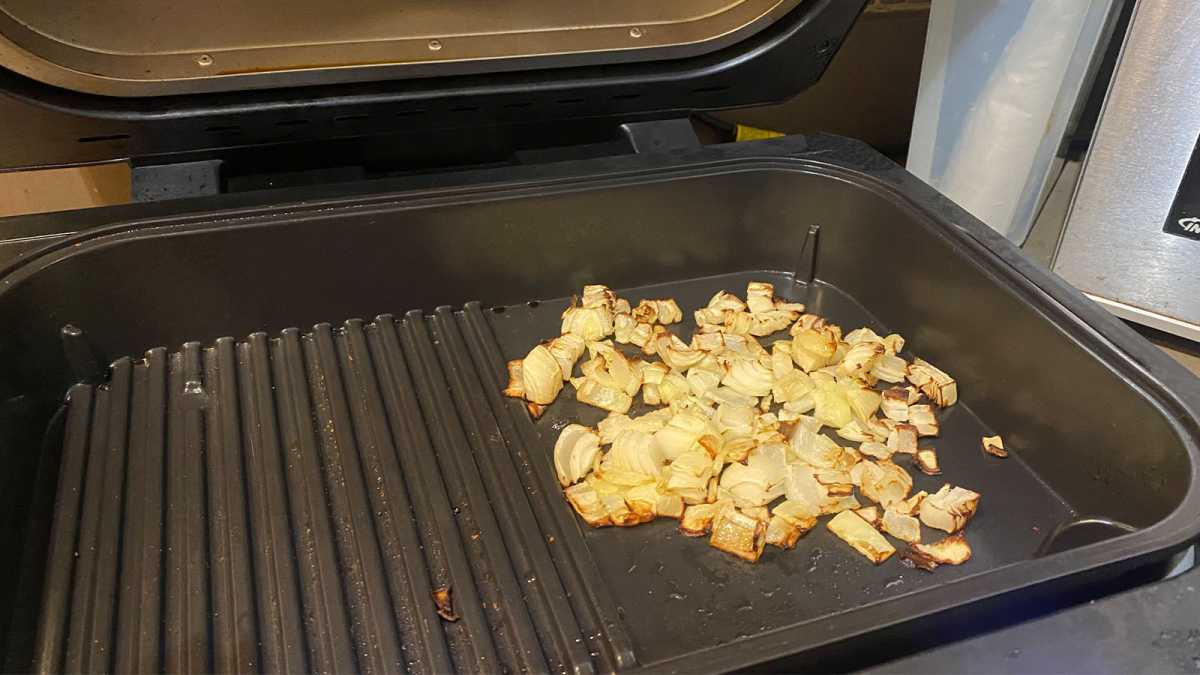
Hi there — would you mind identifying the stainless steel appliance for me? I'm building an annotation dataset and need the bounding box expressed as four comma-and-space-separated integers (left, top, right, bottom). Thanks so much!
1055, 0, 1200, 340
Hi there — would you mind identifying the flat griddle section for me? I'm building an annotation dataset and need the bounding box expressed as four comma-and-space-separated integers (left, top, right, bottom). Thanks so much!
36, 272, 1073, 675
486, 272, 1074, 669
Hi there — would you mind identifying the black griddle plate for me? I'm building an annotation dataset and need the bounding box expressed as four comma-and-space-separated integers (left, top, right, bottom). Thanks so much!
36, 271, 1073, 675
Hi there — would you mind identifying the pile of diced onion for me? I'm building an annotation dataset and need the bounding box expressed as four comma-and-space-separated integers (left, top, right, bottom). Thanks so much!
503, 282, 1006, 567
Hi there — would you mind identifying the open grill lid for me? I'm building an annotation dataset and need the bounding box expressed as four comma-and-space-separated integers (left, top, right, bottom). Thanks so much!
0, 0, 806, 97
0, 1, 865, 171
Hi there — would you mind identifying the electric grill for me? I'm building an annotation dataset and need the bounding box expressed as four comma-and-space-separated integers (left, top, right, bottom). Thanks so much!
2, 3, 1199, 673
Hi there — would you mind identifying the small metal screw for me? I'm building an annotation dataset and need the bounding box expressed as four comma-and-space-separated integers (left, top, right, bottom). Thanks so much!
196, 54, 213, 67
629, 27, 643, 38
428, 39, 443, 51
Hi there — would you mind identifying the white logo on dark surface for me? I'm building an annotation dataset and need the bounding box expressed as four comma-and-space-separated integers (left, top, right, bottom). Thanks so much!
1179, 217, 1200, 234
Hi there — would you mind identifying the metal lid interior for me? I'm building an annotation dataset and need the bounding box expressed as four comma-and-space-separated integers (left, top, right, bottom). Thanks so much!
0, 0, 800, 97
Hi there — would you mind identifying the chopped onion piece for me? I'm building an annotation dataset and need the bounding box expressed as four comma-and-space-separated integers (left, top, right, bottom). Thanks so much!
790, 426, 844, 468
523, 344, 564, 405
656, 333, 707, 370
880, 388, 910, 421
791, 328, 839, 372
907, 358, 958, 407
894, 490, 928, 516
586, 474, 622, 495
599, 408, 673, 444
656, 493, 685, 519
765, 515, 803, 549
844, 327, 882, 345
720, 463, 775, 508
773, 498, 820, 523
782, 394, 815, 415
686, 367, 722, 398
871, 354, 907, 384
749, 311, 797, 336
748, 443, 788, 481
595, 462, 655, 488
575, 378, 632, 414
723, 436, 756, 463
554, 424, 602, 487
710, 506, 768, 562
866, 416, 894, 440
503, 360, 525, 399
722, 312, 755, 335
655, 372, 689, 405
623, 484, 660, 521
843, 383, 882, 422
906, 533, 972, 569
772, 370, 814, 403
565, 482, 611, 527
887, 424, 919, 454
908, 405, 939, 437
722, 358, 774, 397
746, 282, 776, 314
882, 333, 905, 355
836, 420, 873, 443
548, 334, 586, 380
654, 410, 716, 461
632, 298, 683, 325
706, 386, 758, 410
601, 492, 644, 527
607, 429, 666, 478
771, 342, 794, 378
691, 332, 727, 353
562, 305, 614, 341
588, 342, 644, 395
856, 441, 890, 460
715, 402, 756, 437
679, 502, 725, 536
582, 284, 617, 310
740, 505, 772, 523
629, 322, 656, 353
640, 361, 668, 385
820, 495, 862, 515
790, 313, 821, 333
597, 413, 632, 444
919, 484, 980, 533
809, 370, 836, 387
860, 459, 913, 508
784, 464, 826, 506
840, 341, 884, 381
982, 435, 1008, 458
827, 510, 895, 564
881, 508, 922, 544
850, 459, 884, 488
708, 290, 747, 313
813, 381, 854, 428
915, 448, 941, 476
854, 506, 881, 527
613, 313, 638, 344
664, 470, 709, 505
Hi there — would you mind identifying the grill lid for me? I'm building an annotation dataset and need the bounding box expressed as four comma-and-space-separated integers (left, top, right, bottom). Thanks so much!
0, 0, 801, 97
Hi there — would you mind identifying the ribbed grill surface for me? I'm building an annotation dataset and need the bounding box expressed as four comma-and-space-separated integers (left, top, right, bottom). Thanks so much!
32, 304, 634, 675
